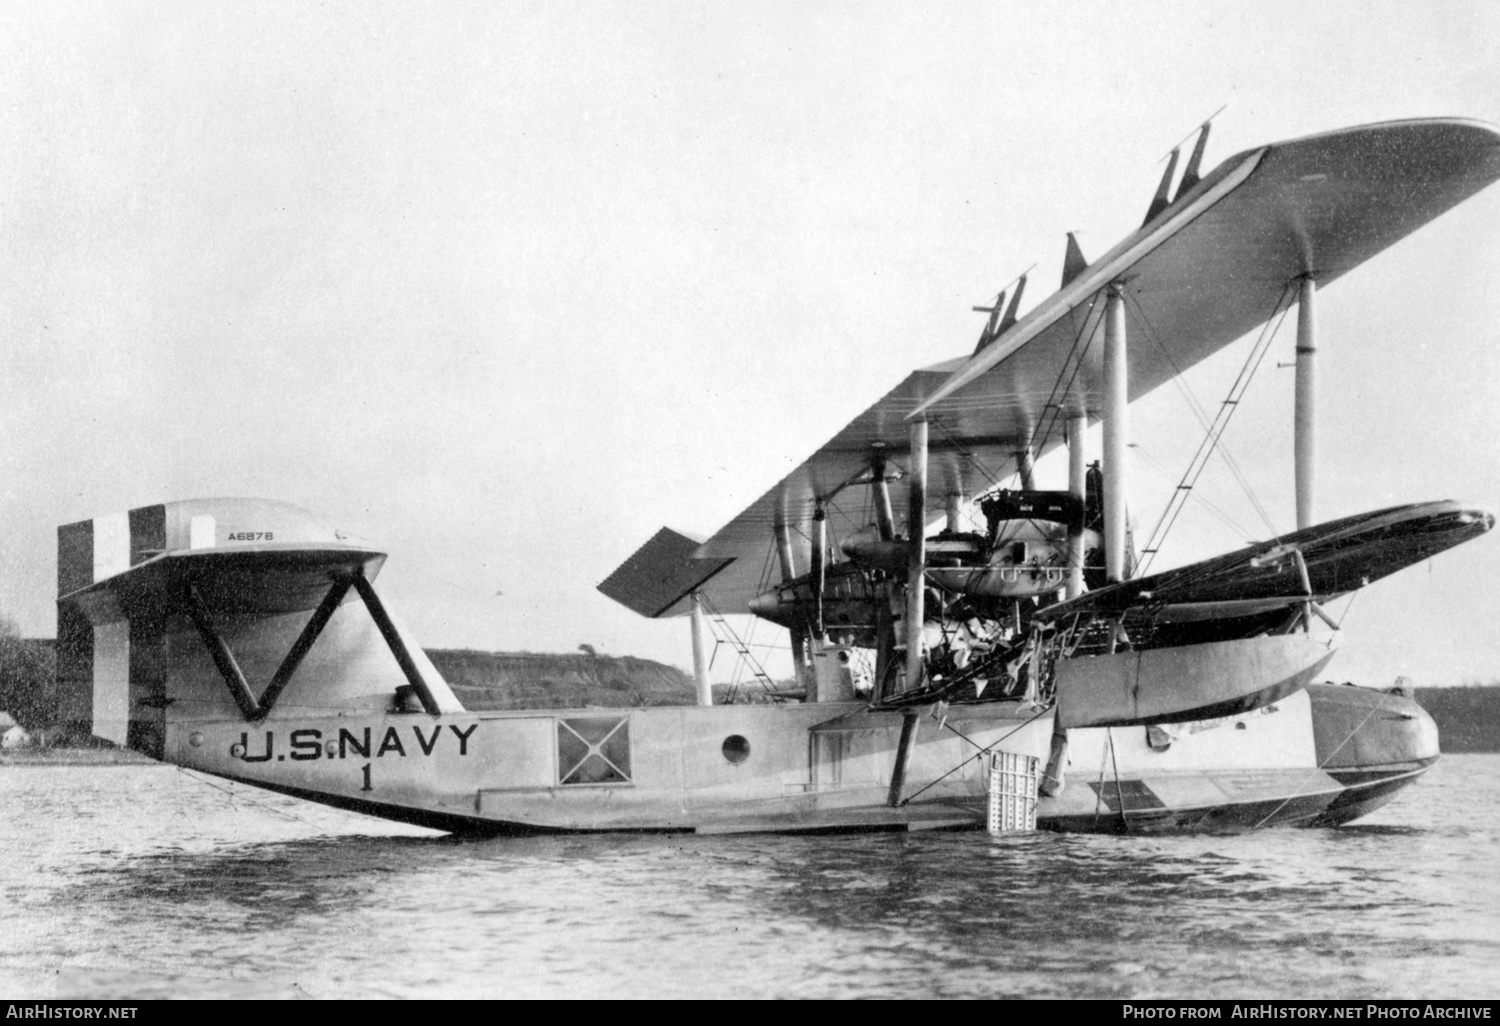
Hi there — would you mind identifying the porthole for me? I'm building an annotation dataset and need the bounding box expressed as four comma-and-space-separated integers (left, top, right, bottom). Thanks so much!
721, 734, 751, 765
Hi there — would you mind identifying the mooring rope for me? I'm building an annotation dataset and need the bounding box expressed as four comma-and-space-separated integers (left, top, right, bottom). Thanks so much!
897, 704, 1052, 806
1246, 689, 1398, 831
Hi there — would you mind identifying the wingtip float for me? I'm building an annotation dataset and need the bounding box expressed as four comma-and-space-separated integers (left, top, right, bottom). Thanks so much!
50, 119, 1500, 836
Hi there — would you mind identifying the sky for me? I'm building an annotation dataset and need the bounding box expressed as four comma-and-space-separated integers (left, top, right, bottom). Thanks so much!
2, 1, 1498, 686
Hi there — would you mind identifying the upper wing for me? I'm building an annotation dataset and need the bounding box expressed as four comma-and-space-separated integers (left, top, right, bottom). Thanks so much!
605, 120, 1500, 619
913, 119, 1500, 420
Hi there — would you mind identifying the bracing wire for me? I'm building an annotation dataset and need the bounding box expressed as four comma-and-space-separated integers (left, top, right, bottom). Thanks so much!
1029, 295, 1109, 461
924, 291, 1108, 506
897, 704, 1052, 806
697, 591, 778, 699
928, 417, 1008, 505
1134, 284, 1295, 535
1134, 283, 1297, 574
1247, 689, 1398, 831
175, 766, 320, 827
1130, 444, 1254, 543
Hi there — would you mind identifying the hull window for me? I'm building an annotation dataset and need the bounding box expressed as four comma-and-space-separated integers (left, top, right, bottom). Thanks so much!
721, 734, 751, 765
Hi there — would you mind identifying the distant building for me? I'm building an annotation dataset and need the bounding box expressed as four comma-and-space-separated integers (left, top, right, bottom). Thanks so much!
0, 712, 31, 749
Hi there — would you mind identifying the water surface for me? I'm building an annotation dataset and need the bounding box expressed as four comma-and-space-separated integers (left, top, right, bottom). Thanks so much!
1, 755, 1496, 999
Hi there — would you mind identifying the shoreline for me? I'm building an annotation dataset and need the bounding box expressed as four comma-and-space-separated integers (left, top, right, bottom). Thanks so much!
0, 748, 156, 767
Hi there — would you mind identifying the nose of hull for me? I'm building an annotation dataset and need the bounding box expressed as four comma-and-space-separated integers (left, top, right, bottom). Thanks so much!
1304, 682, 1438, 827
1307, 682, 1440, 769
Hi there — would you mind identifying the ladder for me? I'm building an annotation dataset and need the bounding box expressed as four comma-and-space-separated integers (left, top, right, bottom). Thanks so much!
1137, 287, 1294, 574
697, 593, 779, 701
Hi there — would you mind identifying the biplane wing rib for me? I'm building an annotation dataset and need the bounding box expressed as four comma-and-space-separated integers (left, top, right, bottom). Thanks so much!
608, 120, 1500, 619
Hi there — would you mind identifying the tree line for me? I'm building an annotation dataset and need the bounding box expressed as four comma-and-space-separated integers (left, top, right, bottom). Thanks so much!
0, 617, 54, 732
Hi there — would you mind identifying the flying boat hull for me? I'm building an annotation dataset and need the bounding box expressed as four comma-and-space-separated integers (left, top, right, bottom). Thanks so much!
43, 496, 1455, 837
163, 681, 1434, 836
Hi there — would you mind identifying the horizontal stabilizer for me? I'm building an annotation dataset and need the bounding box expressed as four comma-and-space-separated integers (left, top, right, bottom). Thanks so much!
55, 498, 464, 752
58, 498, 387, 624
598, 527, 734, 618
60, 546, 386, 626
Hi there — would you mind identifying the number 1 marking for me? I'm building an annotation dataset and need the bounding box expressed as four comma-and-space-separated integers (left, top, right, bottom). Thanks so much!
361, 763, 373, 792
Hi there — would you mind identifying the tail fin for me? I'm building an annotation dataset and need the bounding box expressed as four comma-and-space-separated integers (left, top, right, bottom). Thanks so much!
56, 498, 462, 757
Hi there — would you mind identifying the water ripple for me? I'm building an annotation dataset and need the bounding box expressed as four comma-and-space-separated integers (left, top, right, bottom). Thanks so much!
0, 758, 1497, 997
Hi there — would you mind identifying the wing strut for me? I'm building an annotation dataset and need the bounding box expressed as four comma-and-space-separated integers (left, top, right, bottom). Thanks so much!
182, 576, 388, 721
903, 420, 929, 691
347, 569, 442, 715
774, 517, 810, 691
690, 592, 712, 706
811, 506, 828, 635
887, 710, 920, 807
1294, 275, 1319, 530
1102, 285, 1131, 582
1065, 412, 1088, 601
1016, 449, 1038, 491
871, 454, 896, 540
870, 454, 899, 701
185, 585, 263, 720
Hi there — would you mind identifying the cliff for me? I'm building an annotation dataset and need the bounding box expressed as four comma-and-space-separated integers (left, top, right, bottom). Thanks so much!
425, 649, 699, 710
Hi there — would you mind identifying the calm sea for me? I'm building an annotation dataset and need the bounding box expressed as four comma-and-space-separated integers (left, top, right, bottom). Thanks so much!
1, 755, 1497, 1000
